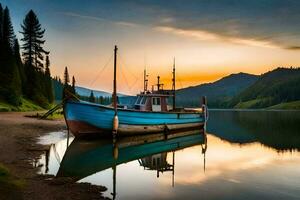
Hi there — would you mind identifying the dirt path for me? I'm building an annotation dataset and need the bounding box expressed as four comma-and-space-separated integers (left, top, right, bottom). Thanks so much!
0, 112, 109, 200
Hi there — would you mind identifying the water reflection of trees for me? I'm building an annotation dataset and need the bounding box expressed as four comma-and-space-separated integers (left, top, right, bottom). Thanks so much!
208, 111, 300, 152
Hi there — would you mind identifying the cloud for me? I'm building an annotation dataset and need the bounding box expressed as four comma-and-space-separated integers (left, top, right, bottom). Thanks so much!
122, 0, 300, 50
285, 46, 300, 50
155, 26, 280, 49
61, 12, 139, 27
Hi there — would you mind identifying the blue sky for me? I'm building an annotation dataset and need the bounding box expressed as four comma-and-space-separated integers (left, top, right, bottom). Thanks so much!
2, 0, 300, 93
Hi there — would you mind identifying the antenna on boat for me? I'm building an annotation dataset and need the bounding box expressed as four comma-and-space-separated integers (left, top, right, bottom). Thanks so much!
144, 68, 149, 93
112, 45, 119, 135
172, 58, 176, 110
157, 76, 163, 91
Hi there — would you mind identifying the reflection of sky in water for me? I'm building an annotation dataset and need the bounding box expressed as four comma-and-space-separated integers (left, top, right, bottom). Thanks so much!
77, 135, 300, 199
37, 111, 300, 200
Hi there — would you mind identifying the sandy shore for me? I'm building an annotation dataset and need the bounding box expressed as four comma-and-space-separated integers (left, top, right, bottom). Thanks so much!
0, 112, 109, 200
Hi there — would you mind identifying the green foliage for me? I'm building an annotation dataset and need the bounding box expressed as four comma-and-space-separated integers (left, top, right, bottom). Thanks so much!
20, 10, 47, 69
230, 68, 300, 108
0, 5, 67, 110
0, 163, 26, 189
0, 4, 3, 40
0, 163, 9, 177
234, 98, 270, 109
0, 6, 22, 106
0, 98, 43, 112
52, 77, 63, 100
64, 66, 70, 85
267, 100, 300, 110
176, 73, 259, 108
79, 94, 112, 105
89, 91, 96, 103
71, 76, 76, 94
19, 9, 54, 107
44, 54, 54, 103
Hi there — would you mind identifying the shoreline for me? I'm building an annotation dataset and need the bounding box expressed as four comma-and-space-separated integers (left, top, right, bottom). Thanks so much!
0, 112, 109, 200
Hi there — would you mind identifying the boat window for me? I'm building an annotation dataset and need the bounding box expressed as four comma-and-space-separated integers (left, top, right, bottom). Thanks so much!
135, 96, 141, 104
141, 97, 147, 104
152, 97, 161, 105
138, 97, 144, 104
157, 98, 161, 105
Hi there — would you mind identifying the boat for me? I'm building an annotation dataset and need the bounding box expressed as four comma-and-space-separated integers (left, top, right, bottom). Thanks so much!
63, 45, 208, 137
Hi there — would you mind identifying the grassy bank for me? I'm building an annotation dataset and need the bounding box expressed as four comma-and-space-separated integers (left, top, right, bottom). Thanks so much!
234, 99, 263, 109
268, 100, 300, 110
0, 163, 25, 187
0, 163, 24, 199
234, 99, 300, 110
0, 98, 43, 112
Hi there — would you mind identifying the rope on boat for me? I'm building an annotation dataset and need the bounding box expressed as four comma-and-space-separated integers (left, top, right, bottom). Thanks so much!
88, 53, 114, 88
40, 90, 79, 119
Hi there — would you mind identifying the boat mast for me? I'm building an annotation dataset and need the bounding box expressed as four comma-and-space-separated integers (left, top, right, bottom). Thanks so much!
144, 68, 148, 93
113, 45, 118, 113
172, 58, 176, 110
112, 45, 119, 135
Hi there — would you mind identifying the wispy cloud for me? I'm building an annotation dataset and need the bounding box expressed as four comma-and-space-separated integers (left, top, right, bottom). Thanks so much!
61, 12, 139, 27
155, 26, 280, 49
285, 46, 300, 50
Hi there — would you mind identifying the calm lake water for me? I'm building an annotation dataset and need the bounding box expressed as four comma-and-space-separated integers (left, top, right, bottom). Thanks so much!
37, 111, 300, 200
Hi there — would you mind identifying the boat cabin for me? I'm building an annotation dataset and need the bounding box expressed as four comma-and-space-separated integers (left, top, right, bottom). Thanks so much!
134, 75, 174, 112
134, 93, 172, 112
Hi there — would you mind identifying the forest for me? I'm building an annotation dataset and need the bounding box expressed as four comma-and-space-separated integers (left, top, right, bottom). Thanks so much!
0, 4, 78, 110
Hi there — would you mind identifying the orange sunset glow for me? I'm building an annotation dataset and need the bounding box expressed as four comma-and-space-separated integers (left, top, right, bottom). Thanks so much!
5, 0, 300, 94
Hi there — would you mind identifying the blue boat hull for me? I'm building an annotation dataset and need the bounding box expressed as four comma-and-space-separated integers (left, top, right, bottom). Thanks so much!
64, 100, 205, 137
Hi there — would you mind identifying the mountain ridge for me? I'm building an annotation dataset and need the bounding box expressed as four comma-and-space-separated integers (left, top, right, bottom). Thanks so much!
176, 72, 259, 108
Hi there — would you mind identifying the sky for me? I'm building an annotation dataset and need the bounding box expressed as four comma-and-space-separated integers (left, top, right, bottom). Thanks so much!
2, 0, 300, 94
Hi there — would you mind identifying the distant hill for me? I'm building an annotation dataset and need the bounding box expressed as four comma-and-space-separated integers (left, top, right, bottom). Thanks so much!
176, 73, 259, 108
230, 68, 300, 108
75, 86, 112, 97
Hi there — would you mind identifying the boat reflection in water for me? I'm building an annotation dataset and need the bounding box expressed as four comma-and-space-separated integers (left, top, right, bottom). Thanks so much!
38, 111, 300, 199
55, 129, 207, 199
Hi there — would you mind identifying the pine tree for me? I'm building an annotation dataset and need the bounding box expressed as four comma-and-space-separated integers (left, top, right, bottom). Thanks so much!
89, 91, 95, 103
0, 3, 4, 80
44, 53, 53, 103
64, 66, 70, 85
0, 4, 3, 42
20, 10, 48, 70
2, 7, 15, 50
71, 76, 76, 94
63, 66, 70, 98
13, 38, 26, 93
0, 6, 21, 105
20, 10, 50, 107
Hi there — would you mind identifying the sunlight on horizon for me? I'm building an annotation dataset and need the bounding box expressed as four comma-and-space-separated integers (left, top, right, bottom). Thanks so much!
4, 0, 300, 94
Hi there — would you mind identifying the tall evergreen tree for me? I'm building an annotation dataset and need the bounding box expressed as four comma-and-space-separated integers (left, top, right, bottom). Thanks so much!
71, 76, 76, 94
89, 91, 95, 103
64, 66, 70, 86
0, 4, 3, 42
20, 10, 47, 70
20, 10, 50, 106
44, 53, 54, 103
0, 6, 21, 105
62, 66, 70, 98
2, 7, 15, 49
13, 38, 26, 93
0, 4, 4, 76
